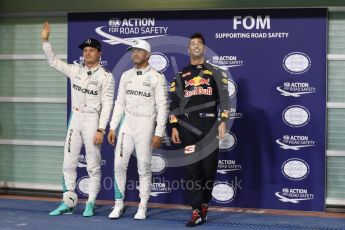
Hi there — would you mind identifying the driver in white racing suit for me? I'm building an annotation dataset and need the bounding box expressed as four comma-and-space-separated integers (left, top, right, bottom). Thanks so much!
107, 39, 168, 220
41, 21, 114, 217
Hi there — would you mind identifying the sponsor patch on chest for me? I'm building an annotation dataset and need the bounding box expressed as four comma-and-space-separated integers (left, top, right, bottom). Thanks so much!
126, 89, 151, 97
89, 80, 98, 86
184, 87, 213, 97
72, 84, 98, 95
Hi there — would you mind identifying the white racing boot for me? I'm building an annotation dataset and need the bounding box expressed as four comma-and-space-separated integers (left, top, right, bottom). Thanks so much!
108, 200, 125, 219
134, 203, 147, 220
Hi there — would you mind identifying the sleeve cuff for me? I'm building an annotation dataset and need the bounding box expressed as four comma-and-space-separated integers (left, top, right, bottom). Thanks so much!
220, 117, 228, 122
110, 122, 118, 131
42, 41, 51, 48
169, 115, 178, 128
170, 123, 179, 128
154, 132, 164, 138
220, 110, 229, 121
98, 124, 106, 130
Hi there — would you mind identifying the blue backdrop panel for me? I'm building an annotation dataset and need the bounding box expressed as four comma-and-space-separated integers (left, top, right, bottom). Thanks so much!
67, 9, 327, 211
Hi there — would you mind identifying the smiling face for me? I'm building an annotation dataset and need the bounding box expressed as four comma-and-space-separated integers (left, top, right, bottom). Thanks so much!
188, 37, 205, 59
131, 48, 150, 66
83, 47, 101, 66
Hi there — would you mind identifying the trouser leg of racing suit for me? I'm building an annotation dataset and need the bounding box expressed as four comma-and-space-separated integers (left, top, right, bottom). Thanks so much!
191, 149, 218, 206
63, 112, 82, 193
134, 118, 154, 205
82, 111, 101, 202
114, 120, 135, 201
63, 110, 101, 202
180, 114, 219, 210
113, 115, 154, 205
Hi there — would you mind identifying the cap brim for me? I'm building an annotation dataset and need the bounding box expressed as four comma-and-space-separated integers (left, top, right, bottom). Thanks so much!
127, 46, 150, 52
78, 44, 101, 51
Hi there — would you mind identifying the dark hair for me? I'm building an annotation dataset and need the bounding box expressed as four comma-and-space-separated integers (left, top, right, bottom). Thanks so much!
190, 33, 205, 45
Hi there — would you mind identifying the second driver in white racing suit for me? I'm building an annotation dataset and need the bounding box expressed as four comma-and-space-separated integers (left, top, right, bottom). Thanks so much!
107, 39, 168, 220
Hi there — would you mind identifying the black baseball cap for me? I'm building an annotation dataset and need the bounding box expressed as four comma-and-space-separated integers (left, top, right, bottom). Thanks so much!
78, 38, 102, 51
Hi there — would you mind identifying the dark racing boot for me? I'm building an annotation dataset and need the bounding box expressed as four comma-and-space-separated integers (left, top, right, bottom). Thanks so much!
201, 203, 209, 223
185, 209, 203, 227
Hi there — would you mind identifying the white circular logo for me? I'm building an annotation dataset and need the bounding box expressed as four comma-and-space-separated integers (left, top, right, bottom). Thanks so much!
149, 52, 169, 72
228, 79, 237, 98
282, 158, 310, 180
219, 132, 237, 151
282, 105, 310, 127
212, 182, 235, 203
283, 52, 311, 74
108, 18, 121, 27
151, 154, 167, 175
63, 191, 78, 208
77, 176, 90, 196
